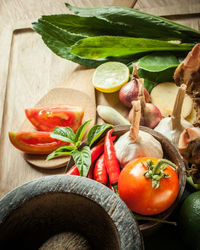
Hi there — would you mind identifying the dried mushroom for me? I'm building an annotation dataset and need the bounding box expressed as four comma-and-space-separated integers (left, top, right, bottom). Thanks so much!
174, 43, 200, 126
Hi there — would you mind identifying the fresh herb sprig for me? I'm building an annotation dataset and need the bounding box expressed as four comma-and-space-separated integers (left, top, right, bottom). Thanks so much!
46, 120, 112, 177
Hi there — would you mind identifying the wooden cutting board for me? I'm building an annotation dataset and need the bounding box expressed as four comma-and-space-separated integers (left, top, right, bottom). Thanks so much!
0, 0, 199, 198
0, 0, 135, 198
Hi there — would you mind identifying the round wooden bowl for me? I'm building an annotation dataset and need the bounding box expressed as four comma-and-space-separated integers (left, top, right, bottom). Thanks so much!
0, 175, 144, 250
113, 125, 186, 236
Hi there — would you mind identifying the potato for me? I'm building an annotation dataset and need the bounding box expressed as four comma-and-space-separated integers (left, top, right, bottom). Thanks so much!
150, 82, 193, 118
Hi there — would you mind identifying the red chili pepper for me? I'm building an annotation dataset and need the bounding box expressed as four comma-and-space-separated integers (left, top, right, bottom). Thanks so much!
93, 153, 107, 185
87, 162, 95, 179
66, 165, 80, 176
107, 178, 114, 191
65, 136, 116, 176
104, 129, 120, 194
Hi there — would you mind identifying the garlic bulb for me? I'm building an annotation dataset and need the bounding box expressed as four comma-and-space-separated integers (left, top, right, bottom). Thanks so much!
155, 84, 193, 146
115, 100, 163, 168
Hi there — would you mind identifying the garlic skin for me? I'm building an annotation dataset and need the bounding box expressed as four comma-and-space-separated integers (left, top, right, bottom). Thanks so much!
154, 117, 193, 146
114, 130, 163, 168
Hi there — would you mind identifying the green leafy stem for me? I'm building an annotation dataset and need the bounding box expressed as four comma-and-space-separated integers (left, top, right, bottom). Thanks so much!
46, 120, 112, 177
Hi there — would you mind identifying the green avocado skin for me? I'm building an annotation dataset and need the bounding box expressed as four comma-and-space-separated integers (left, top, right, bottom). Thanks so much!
179, 191, 200, 250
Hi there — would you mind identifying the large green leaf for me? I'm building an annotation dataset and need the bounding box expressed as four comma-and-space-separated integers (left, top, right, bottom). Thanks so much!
32, 19, 103, 67
40, 14, 139, 38
71, 36, 194, 60
66, 4, 200, 42
138, 52, 179, 72
138, 67, 176, 84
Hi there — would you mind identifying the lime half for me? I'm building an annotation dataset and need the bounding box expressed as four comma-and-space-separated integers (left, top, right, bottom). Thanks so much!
92, 62, 129, 93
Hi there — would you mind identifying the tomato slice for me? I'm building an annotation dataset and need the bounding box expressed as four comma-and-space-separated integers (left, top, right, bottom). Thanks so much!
9, 131, 67, 154
25, 105, 84, 132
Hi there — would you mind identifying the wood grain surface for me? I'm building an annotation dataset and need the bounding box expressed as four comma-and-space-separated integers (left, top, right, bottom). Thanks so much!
0, 0, 199, 197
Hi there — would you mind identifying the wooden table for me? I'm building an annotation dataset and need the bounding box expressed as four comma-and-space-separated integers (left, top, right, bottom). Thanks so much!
0, 0, 199, 198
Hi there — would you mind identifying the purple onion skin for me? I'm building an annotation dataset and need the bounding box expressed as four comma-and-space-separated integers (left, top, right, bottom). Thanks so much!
119, 80, 150, 108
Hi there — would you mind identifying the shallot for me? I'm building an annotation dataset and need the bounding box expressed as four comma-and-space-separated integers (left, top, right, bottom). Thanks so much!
128, 79, 162, 129
119, 64, 150, 107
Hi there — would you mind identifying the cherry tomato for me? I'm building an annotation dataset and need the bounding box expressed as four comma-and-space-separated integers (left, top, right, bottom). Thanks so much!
9, 131, 67, 154
118, 157, 179, 215
25, 105, 84, 132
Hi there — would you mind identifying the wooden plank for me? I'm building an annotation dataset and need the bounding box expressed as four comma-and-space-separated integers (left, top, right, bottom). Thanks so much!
140, 3, 200, 17
0, 27, 13, 133
134, 0, 198, 12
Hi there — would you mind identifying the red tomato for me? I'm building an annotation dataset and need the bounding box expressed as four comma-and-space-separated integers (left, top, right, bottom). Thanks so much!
118, 157, 179, 215
9, 131, 67, 154
25, 105, 84, 132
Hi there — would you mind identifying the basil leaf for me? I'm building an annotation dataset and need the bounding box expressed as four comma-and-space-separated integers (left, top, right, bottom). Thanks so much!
138, 52, 179, 72
51, 127, 75, 144
71, 36, 194, 60
46, 146, 75, 161
87, 124, 112, 147
72, 146, 91, 177
66, 4, 200, 42
75, 119, 92, 146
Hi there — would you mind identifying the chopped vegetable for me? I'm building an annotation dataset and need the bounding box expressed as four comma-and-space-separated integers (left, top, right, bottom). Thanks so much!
9, 131, 67, 154
150, 82, 193, 118
118, 157, 179, 215
25, 105, 84, 132
92, 62, 129, 93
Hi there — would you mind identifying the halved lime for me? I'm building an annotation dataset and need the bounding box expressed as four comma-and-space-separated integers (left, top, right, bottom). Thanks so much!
92, 62, 129, 93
